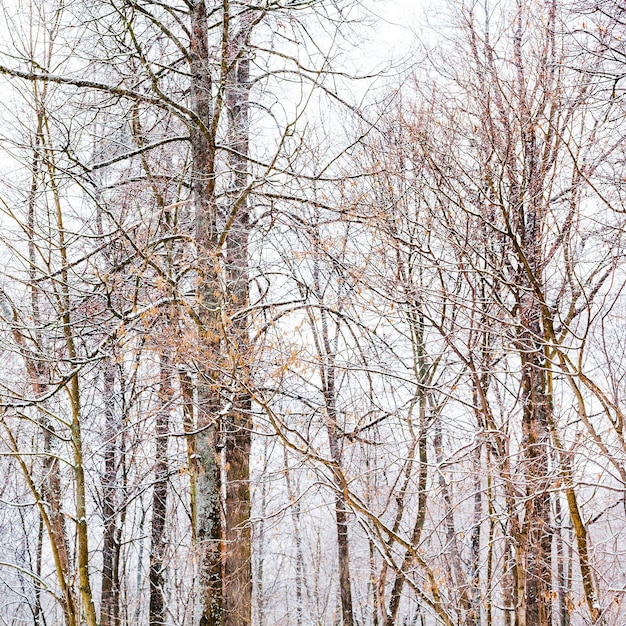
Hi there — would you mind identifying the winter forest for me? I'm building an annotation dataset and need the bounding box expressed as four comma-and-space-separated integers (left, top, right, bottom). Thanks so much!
2, 0, 626, 624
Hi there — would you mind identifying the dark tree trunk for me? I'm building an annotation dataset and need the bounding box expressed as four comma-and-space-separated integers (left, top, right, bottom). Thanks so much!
324, 351, 354, 626
149, 356, 172, 625
101, 359, 120, 626
223, 11, 253, 626
385, 422, 428, 626
189, 2, 222, 625
516, 216, 553, 626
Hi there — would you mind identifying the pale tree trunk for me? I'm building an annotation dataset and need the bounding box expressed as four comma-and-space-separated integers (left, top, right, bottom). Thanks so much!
284, 448, 306, 626
364, 447, 379, 626
468, 303, 493, 626
485, 453, 494, 626
502, 536, 513, 626
94, 170, 122, 626
255, 443, 270, 626
469, 442, 482, 626
554, 492, 570, 626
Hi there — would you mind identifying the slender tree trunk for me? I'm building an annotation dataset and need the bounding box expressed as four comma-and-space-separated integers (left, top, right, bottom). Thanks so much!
27, 95, 49, 626
485, 456, 494, 626
369, 538, 379, 626
383, 306, 431, 626
43, 111, 98, 626
24, 100, 77, 626
385, 413, 428, 626
134, 505, 147, 624
149, 356, 172, 625
34, 513, 44, 626
554, 493, 570, 626
469, 442, 483, 626
333, 491, 354, 626
550, 418, 600, 623
433, 420, 469, 615
321, 329, 354, 626
255, 443, 270, 626
101, 359, 120, 626
365, 447, 379, 626
284, 448, 305, 626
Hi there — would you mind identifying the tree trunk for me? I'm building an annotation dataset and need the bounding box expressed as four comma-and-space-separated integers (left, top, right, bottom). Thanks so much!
149, 356, 172, 625
469, 442, 483, 626
222, 11, 253, 626
24, 103, 78, 626
284, 448, 306, 626
101, 359, 120, 626
189, 2, 223, 624
384, 424, 428, 626
516, 249, 552, 626
554, 493, 570, 626
324, 361, 354, 626
223, 395, 252, 626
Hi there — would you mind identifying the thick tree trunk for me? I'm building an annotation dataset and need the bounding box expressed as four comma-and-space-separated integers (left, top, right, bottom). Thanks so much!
222, 13, 253, 626
223, 396, 252, 626
519, 373, 552, 626
189, 2, 223, 625
512, 1, 557, 619
516, 224, 552, 626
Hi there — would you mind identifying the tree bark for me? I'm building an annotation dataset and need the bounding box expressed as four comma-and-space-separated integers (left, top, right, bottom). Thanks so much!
324, 347, 354, 626
101, 359, 120, 626
515, 226, 553, 626
149, 356, 172, 625
222, 11, 253, 626
189, 2, 223, 625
